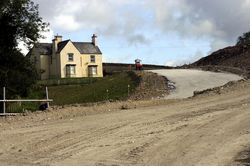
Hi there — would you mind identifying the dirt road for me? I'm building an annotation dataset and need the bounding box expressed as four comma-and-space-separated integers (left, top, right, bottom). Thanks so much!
151, 69, 242, 99
0, 81, 250, 166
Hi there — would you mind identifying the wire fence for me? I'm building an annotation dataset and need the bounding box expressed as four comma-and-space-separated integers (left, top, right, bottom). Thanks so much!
37, 77, 99, 86
0, 87, 52, 115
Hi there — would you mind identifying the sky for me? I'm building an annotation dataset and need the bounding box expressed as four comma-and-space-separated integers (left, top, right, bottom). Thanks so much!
23, 0, 250, 66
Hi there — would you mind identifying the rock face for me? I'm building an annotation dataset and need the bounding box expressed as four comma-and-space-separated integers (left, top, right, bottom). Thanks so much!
191, 45, 250, 78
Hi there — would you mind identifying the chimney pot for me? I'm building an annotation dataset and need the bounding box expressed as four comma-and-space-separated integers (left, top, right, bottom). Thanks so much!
92, 34, 97, 46
52, 35, 62, 53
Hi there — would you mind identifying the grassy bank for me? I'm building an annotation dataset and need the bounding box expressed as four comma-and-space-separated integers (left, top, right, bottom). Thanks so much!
47, 71, 139, 105
3, 71, 140, 113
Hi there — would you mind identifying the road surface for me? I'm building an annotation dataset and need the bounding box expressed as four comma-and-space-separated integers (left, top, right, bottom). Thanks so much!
151, 69, 243, 99
0, 80, 250, 166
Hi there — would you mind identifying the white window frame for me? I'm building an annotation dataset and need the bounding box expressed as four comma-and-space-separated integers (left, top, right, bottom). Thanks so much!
90, 55, 95, 63
66, 65, 76, 77
88, 66, 97, 76
68, 53, 74, 61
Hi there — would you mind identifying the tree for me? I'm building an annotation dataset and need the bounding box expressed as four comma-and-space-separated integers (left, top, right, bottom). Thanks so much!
0, 0, 48, 98
236, 31, 250, 46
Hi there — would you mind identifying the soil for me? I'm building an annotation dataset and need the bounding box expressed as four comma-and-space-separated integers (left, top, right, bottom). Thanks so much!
189, 45, 250, 78
129, 71, 170, 100
0, 79, 250, 165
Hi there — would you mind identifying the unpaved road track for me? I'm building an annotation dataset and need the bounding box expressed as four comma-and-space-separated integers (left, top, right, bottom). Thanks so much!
151, 69, 242, 99
0, 81, 250, 166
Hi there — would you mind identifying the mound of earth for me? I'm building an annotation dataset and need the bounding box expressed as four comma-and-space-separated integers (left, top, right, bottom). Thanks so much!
193, 79, 246, 97
129, 71, 171, 100
189, 45, 250, 78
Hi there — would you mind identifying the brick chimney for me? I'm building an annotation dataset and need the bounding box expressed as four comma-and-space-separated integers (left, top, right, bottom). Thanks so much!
92, 34, 97, 46
52, 35, 62, 53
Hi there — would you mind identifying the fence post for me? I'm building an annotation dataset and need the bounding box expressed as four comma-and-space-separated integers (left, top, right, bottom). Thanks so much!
46, 86, 49, 108
3, 87, 6, 114
128, 84, 130, 97
106, 89, 109, 100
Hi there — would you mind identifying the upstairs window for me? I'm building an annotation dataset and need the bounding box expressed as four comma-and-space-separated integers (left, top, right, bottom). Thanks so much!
68, 53, 74, 61
90, 55, 95, 63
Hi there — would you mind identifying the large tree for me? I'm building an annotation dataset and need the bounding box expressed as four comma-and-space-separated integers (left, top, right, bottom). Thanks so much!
236, 31, 250, 46
0, 0, 48, 97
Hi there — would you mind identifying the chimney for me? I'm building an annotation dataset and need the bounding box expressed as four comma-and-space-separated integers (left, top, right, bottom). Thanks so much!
92, 34, 97, 46
52, 35, 62, 53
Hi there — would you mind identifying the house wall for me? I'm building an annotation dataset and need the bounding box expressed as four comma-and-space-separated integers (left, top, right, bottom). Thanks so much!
49, 52, 59, 79
59, 41, 103, 78
34, 53, 41, 77
40, 55, 50, 80
60, 41, 82, 78
29, 50, 42, 79
29, 39, 103, 79
84, 54, 103, 77
28, 51, 50, 80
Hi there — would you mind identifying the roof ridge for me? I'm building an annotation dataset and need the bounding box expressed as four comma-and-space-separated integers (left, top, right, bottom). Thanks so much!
35, 43, 52, 44
73, 41, 92, 44
57, 40, 71, 53
32, 40, 102, 55
58, 39, 70, 44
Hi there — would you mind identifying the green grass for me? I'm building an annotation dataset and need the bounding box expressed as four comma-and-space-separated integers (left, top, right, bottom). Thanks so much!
37, 77, 100, 86
47, 71, 139, 105
5, 86, 46, 113
5, 71, 140, 112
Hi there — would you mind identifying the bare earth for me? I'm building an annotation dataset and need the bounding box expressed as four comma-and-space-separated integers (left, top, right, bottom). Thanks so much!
151, 69, 243, 99
0, 76, 250, 165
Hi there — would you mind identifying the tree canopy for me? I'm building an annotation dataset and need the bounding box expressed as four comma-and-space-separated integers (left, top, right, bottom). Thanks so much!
236, 31, 250, 46
0, 0, 48, 97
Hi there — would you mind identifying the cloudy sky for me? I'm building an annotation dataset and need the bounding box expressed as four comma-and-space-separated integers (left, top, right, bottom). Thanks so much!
31, 0, 250, 66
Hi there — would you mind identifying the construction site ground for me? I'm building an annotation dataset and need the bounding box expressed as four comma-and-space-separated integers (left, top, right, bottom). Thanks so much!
0, 73, 250, 165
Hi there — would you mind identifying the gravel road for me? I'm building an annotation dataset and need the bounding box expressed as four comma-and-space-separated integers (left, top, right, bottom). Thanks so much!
0, 80, 250, 166
151, 69, 243, 99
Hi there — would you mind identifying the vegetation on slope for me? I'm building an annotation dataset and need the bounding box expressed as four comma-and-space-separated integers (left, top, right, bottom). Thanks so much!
4, 71, 140, 112
190, 31, 250, 78
0, 0, 47, 99
46, 71, 139, 105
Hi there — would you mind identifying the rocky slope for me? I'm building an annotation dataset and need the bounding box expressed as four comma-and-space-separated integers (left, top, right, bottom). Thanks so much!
190, 45, 250, 78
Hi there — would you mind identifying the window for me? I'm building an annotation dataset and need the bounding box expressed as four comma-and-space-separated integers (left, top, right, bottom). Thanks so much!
68, 53, 74, 61
88, 66, 97, 76
90, 55, 95, 63
66, 65, 76, 77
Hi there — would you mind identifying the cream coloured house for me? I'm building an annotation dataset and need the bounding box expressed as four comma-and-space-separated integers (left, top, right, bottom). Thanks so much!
27, 34, 103, 80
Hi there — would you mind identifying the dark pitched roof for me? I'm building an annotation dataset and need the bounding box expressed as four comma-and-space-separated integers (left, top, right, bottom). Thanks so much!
72, 42, 102, 54
57, 40, 70, 53
30, 40, 102, 55
32, 43, 52, 55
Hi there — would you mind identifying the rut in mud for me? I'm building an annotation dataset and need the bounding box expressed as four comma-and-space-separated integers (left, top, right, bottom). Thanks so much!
0, 81, 250, 166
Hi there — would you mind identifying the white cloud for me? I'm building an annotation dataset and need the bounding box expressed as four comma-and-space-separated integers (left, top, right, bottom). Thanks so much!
32, 0, 250, 63
54, 15, 81, 31
18, 41, 29, 55
209, 39, 230, 53
39, 28, 54, 43
165, 50, 205, 66
34, 0, 250, 43
18, 28, 54, 55
165, 61, 177, 67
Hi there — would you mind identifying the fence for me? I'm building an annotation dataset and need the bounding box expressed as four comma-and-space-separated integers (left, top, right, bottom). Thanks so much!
38, 77, 99, 86
0, 87, 53, 116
